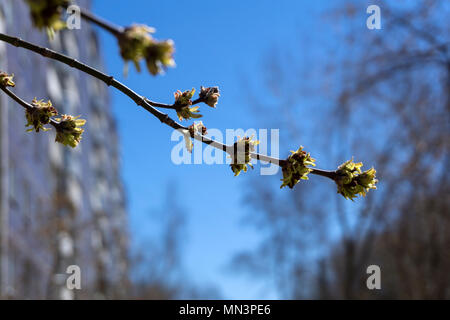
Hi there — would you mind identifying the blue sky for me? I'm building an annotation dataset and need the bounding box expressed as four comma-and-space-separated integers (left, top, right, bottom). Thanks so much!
92, 0, 328, 299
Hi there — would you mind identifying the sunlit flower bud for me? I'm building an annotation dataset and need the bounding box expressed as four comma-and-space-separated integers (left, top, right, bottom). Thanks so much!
145, 39, 175, 76
188, 121, 207, 137
199, 86, 220, 108
26, 0, 68, 37
54, 114, 86, 148
174, 89, 203, 121
25, 98, 58, 132
230, 163, 248, 176
280, 146, 315, 189
174, 88, 195, 106
335, 158, 378, 200
356, 168, 377, 190
230, 136, 260, 176
118, 24, 155, 73
0, 72, 15, 87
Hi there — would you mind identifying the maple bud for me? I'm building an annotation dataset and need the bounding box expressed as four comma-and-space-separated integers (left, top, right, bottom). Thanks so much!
54, 114, 86, 148
25, 98, 58, 132
199, 86, 220, 108
280, 146, 316, 189
230, 136, 260, 176
335, 158, 378, 200
0, 72, 15, 87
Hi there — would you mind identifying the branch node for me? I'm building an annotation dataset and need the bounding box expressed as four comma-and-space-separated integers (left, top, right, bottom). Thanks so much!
137, 96, 146, 107
106, 76, 114, 86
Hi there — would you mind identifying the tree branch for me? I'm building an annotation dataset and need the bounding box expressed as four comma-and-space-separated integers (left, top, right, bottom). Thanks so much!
0, 83, 32, 111
0, 32, 339, 182
0, 33, 182, 127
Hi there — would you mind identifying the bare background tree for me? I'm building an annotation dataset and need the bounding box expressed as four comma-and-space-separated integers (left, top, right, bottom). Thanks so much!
233, 0, 450, 299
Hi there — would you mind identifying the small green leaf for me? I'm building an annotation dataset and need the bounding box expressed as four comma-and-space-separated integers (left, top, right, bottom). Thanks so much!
199, 86, 220, 108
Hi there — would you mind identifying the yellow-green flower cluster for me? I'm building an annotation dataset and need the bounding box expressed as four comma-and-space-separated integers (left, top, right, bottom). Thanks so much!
174, 88, 195, 106
54, 114, 86, 148
118, 25, 155, 72
335, 158, 378, 200
118, 24, 175, 75
280, 146, 316, 189
174, 89, 202, 121
26, 0, 68, 37
230, 136, 260, 176
26, 98, 58, 132
145, 39, 175, 76
183, 121, 207, 153
177, 106, 202, 121
199, 86, 220, 108
0, 72, 15, 87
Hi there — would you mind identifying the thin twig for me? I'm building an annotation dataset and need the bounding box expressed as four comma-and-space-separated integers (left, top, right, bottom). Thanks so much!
145, 97, 207, 110
0, 84, 31, 110
0, 33, 337, 181
144, 98, 177, 110
0, 85, 59, 128
65, 3, 124, 36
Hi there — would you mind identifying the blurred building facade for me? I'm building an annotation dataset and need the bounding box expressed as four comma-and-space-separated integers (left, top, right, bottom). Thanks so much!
0, 0, 129, 299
